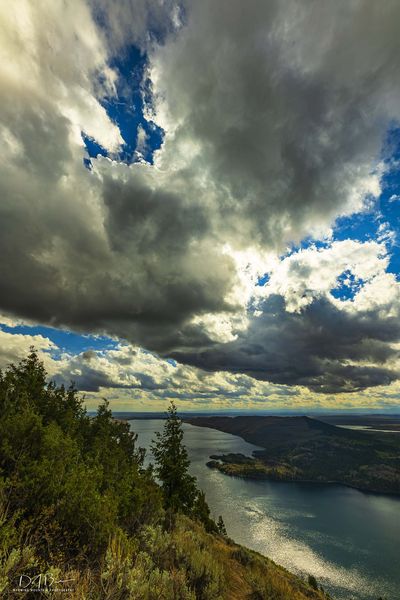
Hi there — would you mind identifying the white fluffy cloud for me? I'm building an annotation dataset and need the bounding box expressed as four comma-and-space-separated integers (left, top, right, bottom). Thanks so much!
256, 240, 394, 313
0, 0, 122, 152
0, 328, 55, 371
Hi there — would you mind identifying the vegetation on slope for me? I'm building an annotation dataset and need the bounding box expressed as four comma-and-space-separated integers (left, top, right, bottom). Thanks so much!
188, 416, 400, 494
207, 453, 299, 481
0, 351, 329, 599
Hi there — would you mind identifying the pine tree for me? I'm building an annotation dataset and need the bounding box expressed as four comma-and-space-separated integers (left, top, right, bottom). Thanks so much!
151, 401, 198, 515
217, 515, 227, 536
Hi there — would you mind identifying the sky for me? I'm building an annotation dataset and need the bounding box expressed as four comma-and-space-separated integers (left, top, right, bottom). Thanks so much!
1, 0, 400, 413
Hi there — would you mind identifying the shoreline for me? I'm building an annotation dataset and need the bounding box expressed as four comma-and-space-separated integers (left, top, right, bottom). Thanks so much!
206, 459, 400, 498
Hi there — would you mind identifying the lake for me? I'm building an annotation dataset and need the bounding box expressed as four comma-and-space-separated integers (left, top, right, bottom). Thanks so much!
129, 419, 400, 600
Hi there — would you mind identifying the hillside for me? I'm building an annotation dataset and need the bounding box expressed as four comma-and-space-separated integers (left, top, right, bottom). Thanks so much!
0, 514, 329, 599
0, 352, 329, 599
186, 416, 400, 494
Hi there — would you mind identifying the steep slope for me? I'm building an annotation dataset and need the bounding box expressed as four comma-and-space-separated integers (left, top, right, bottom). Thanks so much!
1, 516, 328, 600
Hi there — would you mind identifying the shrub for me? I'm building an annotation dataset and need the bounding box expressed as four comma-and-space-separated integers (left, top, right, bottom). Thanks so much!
308, 574, 319, 590
232, 547, 254, 566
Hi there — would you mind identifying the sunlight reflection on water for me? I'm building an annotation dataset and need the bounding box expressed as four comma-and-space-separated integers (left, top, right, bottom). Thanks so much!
243, 501, 384, 599
130, 419, 399, 600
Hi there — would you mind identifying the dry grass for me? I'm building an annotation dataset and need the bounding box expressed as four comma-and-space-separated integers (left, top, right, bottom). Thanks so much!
2, 516, 330, 600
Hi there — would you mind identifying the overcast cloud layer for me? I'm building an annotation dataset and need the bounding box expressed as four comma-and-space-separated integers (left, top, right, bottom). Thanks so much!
1, 1, 400, 401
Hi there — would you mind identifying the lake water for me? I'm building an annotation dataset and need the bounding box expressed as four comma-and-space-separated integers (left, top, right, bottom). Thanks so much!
129, 419, 400, 600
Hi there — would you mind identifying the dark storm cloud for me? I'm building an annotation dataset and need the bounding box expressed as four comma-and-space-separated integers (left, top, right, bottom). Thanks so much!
0, 134, 236, 346
170, 296, 400, 393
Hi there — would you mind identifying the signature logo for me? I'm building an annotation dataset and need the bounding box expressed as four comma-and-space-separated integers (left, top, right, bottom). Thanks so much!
13, 573, 75, 593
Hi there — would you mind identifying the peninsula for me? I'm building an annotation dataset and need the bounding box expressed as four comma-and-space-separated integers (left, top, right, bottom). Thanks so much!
185, 416, 400, 495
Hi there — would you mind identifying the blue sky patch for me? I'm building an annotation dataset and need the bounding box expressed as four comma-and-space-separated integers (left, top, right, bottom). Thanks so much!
330, 270, 364, 301
256, 273, 270, 287
82, 134, 109, 161
82, 45, 164, 165
332, 132, 400, 276
0, 322, 118, 356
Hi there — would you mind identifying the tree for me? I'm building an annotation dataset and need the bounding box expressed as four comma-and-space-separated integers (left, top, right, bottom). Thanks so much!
217, 515, 227, 536
193, 490, 217, 532
151, 402, 198, 516
0, 350, 163, 560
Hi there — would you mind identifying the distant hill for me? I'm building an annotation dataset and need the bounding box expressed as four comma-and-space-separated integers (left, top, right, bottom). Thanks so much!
317, 414, 400, 432
188, 415, 343, 443
186, 416, 400, 494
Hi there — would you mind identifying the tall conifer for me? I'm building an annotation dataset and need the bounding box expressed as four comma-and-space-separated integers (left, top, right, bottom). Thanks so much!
151, 401, 197, 515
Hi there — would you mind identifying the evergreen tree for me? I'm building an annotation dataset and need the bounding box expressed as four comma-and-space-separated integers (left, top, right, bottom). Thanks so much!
217, 515, 227, 536
0, 350, 162, 560
193, 490, 217, 532
307, 574, 318, 590
151, 401, 198, 515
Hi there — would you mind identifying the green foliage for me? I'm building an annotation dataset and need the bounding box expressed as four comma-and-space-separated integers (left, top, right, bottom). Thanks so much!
100, 518, 225, 600
152, 402, 198, 515
173, 525, 225, 599
0, 349, 162, 562
192, 491, 217, 533
231, 546, 255, 566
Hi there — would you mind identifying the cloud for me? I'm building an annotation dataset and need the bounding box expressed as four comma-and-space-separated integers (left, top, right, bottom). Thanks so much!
89, 0, 184, 53
0, 0, 236, 351
171, 241, 400, 392
172, 294, 400, 393
1, 317, 399, 411
149, 0, 398, 249
257, 240, 390, 312
1, 1, 400, 396
0, 0, 122, 152
0, 328, 56, 371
